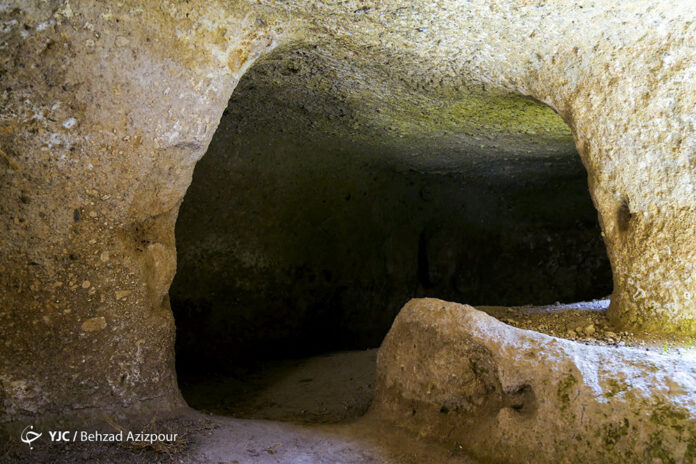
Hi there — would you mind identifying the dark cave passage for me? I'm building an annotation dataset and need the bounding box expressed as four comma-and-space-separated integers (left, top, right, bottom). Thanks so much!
170, 48, 612, 399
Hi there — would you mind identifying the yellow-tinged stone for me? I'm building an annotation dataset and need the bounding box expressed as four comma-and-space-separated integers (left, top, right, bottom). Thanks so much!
81, 317, 107, 332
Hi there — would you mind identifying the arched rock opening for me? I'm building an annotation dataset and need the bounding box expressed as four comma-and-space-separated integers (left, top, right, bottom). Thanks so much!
171, 45, 612, 381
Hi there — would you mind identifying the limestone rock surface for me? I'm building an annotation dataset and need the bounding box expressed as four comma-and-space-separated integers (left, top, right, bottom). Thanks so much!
373, 299, 696, 464
0, 0, 283, 424
2, 0, 696, 427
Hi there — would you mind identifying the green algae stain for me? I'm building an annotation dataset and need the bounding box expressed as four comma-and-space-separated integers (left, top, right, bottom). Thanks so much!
603, 378, 629, 399
602, 418, 630, 449
685, 434, 696, 462
648, 431, 677, 464
643, 401, 696, 463
372, 92, 572, 140
557, 374, 578, 410
649, 402, 689, 433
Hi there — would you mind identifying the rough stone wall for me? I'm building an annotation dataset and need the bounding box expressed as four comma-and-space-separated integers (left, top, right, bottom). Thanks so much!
1, 0, 695, 425
520, 4, 696, 334
0, 0, 283, 423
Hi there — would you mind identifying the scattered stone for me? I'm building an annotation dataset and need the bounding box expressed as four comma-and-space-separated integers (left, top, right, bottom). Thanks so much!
62, 117, 77, 129
115, 290, 131, 300
80, 317, 107, 332
81, 280, 91, 289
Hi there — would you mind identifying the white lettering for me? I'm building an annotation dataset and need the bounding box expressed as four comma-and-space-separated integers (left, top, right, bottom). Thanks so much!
78, 431, 123, 442
49, 431, 71, 442
125, 431, 177, 443
43, 429, 176, 444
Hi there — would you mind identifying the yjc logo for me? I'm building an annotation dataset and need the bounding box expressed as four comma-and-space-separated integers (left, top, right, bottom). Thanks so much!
48, 431, 72, 442
20, 425, 42, 450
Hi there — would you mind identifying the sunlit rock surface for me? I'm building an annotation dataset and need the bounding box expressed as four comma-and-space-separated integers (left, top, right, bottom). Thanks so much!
374, 299, 696, 464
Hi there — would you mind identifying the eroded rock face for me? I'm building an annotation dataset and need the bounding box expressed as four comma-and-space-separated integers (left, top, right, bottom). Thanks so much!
1, 0, 696, 426
0, 0, 283, 423
373, 299, 696, 464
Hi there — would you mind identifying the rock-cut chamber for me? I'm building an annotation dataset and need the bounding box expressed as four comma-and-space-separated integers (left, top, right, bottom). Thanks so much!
169, 45, 612, 377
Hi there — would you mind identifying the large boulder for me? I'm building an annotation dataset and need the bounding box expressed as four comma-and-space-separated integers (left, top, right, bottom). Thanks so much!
373, 298, 696, 464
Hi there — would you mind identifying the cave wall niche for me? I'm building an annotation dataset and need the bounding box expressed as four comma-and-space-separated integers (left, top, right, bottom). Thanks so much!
171, 45, 612, 374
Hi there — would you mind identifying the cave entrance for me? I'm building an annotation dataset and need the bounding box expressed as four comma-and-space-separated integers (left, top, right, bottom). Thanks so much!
170, 46, 612, 421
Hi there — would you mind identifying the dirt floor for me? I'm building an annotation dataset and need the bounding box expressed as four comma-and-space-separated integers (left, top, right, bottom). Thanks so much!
180, 350, 378, 423
1, 349, 476, 464
1, 412, 479, 463
4, 299, 695, 463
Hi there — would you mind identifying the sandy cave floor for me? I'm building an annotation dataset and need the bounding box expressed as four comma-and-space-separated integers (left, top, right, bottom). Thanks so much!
3, 300, 695, 464
1, 410, 477, 464
1, 350, 476, 464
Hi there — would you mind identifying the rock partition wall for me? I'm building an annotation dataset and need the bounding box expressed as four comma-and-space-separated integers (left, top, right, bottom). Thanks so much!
1, 0, 695, 425
0, 0, 284, 424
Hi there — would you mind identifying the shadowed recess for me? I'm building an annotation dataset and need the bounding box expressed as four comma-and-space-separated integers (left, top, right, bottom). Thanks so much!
170, 46, 611, 375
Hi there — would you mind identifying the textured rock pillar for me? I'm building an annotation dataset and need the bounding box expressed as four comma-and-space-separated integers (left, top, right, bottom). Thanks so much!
534, 11, 696, 334
0, 1, 278, 424
590, 170, 696, 334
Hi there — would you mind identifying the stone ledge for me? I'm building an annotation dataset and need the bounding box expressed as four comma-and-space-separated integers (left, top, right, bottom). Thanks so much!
372, 298, 696, 464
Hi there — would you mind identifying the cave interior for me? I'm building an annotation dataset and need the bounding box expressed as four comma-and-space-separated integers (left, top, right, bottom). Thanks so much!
172, 45, 611, 415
